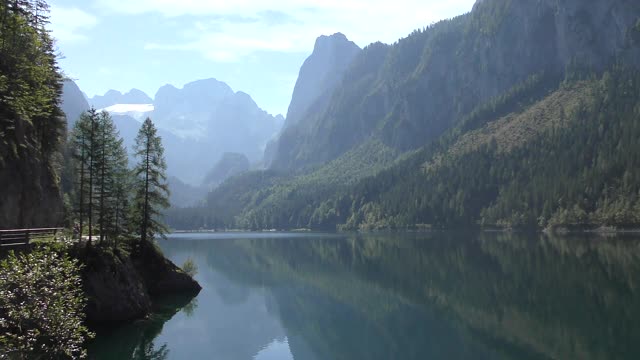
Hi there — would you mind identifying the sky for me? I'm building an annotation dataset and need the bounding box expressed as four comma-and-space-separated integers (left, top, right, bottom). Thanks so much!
48, 0, 475, 116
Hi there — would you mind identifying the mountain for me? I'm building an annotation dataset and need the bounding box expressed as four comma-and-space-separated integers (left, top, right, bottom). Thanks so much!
168, 176, 206, 208
90, 88, 153, 109
202, 153, 250, 189
269, 0, 640, 171
148, 79, 283, 183
151, 79, 282, 151
61, 79, 90, 126
285, 33, 361, 129
264, 33, 361, 168
152, 80, 233, 138
62, 78, 283, 193
167, 0, 640, 231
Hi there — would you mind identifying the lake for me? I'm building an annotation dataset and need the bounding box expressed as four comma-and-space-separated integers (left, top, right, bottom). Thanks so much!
89, 231, 640, 359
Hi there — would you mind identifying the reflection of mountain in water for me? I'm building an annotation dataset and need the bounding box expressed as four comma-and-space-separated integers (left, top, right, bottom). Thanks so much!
94, 233, 640, 359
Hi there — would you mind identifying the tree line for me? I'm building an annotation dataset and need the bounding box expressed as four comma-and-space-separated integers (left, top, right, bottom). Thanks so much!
67, 111, 170, 246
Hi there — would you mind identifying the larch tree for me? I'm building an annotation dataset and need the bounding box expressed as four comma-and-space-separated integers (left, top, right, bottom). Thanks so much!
132, 117, 170, 243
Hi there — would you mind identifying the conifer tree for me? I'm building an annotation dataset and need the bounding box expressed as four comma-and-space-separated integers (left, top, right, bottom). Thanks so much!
132, 117, 170, 243
69, 110, 99, 240
70, 109, 130, 245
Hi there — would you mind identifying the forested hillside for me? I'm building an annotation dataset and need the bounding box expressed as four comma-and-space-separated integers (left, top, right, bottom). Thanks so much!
167, 0, 640, 231
270, 0, 640, 170
0, 0, 65, 228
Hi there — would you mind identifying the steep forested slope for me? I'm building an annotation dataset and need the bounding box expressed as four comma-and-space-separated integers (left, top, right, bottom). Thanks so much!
0, 1, 66, 228
167, 0, 640, 231
339, 70, 640, 230
271, 0, 640, 170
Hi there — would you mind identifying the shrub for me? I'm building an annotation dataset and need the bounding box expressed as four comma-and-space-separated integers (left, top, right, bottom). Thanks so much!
182, 258, 198, 278
0, 247, 94, 359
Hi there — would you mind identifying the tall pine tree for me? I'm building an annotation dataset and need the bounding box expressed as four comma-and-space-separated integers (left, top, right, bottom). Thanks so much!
69, 109, 130, 245
132, 117, 170, 243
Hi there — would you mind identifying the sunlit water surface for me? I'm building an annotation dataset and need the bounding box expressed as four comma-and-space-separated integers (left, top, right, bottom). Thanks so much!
89, 231, 640, 359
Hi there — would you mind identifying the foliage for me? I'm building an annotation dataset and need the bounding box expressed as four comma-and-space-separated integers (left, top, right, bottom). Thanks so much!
68, 109, 130, 245
181, 258, 197, 278
0, 246, 93, 359
0, 0, 64, 161
168, 65, 640, 231
342, 67, 640, 230
132, 118, 170, 242
166, 139, 400, 230
0, 0, 66, 228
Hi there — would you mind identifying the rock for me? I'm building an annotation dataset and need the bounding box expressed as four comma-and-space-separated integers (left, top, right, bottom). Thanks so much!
80, 246, 151, 325
132, 241, 202, 296
77, 242, 200, 326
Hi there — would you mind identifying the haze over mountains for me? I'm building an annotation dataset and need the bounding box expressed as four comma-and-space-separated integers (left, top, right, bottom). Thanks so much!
264, 33, 361, 168
62, 77, 284, 203
61, 33, 358, 206
61, 0, 640, 231
166, 0, 640, 231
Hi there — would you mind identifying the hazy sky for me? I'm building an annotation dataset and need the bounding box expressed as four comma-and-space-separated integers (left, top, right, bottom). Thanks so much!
49, 0, 475, 115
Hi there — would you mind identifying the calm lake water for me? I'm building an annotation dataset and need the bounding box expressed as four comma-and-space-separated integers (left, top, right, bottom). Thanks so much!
89, 232, 640, 359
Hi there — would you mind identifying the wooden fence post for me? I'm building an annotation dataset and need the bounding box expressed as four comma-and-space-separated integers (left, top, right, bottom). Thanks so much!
25, 230, 30, 245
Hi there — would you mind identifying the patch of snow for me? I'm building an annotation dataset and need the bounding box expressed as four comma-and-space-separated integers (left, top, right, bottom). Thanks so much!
100, 103, 154, 121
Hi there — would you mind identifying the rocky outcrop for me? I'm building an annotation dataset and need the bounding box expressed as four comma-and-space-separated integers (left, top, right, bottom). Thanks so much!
0, 121, 63, 230
80, 246, 151, 324
78, 243, 201, 325
132, 241, 201, 296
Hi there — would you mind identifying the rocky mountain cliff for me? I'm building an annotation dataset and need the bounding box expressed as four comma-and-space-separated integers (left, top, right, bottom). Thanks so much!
270, 0, 640, 170
284, 33, 361, 129
61, 80, 90, 127
264, 33, 361, 168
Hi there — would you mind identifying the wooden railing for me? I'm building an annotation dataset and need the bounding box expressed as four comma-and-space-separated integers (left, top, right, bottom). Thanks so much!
0, 228, 63, 247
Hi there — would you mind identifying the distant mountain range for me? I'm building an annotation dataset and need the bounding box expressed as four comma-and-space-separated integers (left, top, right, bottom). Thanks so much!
90, 88, 153, 109
61, 77, 284, 205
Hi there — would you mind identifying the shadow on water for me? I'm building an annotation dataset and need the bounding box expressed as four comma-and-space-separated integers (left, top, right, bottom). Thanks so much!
89, 293, 197, 360
89, 231, 640, 359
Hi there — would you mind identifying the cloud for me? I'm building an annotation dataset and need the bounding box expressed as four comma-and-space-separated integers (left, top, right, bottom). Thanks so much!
49, 6, 98, 44
100, 0, 475, 62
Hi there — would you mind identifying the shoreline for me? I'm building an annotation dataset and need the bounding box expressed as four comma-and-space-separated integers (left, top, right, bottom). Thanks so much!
168, 226, 640, 235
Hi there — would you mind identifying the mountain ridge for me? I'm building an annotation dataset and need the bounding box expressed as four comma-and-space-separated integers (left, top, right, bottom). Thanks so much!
269, 0, 640, 171
264, 32, 361, 168
167, 0, 640, 231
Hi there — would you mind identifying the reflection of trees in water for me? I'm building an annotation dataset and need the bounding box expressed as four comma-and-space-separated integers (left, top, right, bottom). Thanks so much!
89, 293, 196, 360
167, 232, 640, 360
133, 340, 169, 360
182, 297, 198, 318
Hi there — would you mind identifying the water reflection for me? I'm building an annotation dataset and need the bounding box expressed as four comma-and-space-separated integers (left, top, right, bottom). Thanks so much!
89, 232, 640, 359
